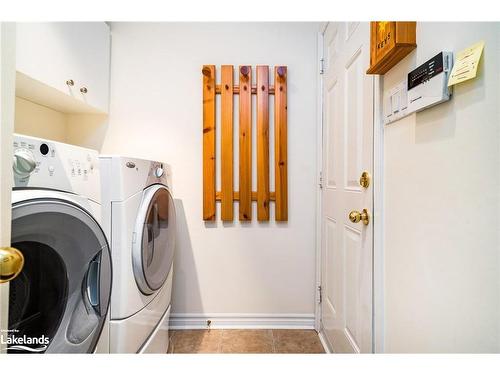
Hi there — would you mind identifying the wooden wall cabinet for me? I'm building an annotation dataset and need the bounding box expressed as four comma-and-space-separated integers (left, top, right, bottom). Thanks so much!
16, 22, 110, 113
366, 21, 417, 75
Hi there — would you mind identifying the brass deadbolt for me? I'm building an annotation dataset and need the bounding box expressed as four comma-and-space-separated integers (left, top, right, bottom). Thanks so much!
0, 247, 24, 283
348, 209, 370, 225
359, 171, 371, 188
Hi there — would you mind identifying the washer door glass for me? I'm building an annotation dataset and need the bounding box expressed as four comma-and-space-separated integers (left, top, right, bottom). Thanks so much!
9, 198, 111, 354
133, 185, 175, 295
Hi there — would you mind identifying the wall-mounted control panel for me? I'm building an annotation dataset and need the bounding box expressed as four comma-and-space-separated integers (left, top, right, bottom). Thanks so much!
407, 51, 453, 113
384, 51, 454, 125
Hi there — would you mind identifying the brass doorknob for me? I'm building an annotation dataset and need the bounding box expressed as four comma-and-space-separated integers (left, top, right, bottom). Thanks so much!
0, 247, 24, 283
348, 209, 370, 225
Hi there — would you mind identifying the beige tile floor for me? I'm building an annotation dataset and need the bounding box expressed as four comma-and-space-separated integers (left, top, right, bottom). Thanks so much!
168, 329, 325, 354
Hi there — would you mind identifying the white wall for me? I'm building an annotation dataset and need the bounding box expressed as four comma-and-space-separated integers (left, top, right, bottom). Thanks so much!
103, 23, 320, 321
382, 22, 500, 352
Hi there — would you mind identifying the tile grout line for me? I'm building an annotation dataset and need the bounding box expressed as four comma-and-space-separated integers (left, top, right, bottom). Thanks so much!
271, 330, 276, 353
169, 330, 176, 354
218, 329, 223, 353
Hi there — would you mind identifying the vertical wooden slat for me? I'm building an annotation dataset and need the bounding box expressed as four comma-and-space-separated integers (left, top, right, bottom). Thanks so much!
202, 65, 216, 220
220, 65, 234, 221
239, 65, 252, 221
256, 65, 270, 221
274, 66, 288, 221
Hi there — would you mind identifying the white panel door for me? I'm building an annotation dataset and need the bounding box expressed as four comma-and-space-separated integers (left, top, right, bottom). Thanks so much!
0, 22, 17, 353
321, 22, 374, 353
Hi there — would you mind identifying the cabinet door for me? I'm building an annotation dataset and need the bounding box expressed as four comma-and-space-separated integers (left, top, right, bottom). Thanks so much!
68, 22, 110, 113
16, 22, 110, 113
16, 23, 72, 96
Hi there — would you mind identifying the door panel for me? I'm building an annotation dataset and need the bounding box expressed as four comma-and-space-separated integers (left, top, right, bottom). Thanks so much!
326, 80, 339, 189
345, 49, 364, 191
325, 217, 338, 321
344, 225, 362, 351
321, 22, 374, 353
0, 22, 17, 354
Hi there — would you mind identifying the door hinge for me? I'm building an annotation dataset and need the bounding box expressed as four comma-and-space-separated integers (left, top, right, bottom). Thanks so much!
319, 57, 325, 75
319, 171, 323, 189
318, 285, 323, 304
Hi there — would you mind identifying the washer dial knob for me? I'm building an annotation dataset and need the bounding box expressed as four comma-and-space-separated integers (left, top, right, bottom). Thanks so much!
13, 148, 37, 177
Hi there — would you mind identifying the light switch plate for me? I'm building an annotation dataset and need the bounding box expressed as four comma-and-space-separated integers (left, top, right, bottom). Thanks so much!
383, 78, 409, 125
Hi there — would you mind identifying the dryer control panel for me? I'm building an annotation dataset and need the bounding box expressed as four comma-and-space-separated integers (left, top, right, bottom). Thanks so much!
12, 134, 101, 202
146, 161, 170, 187
99, 155, 173, 202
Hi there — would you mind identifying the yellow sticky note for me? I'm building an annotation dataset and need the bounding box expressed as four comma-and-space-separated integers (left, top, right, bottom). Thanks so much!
448, 41, 485, 87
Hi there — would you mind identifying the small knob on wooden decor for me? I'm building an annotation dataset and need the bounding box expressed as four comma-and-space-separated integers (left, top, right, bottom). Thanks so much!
80, 87, 88, 94
277, 66, 286, 78
66, 79, 74, 86
240, 66, 250, 77
202, 66, 212, 77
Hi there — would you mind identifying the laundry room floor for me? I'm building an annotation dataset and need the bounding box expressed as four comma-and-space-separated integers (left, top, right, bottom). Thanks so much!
168, 329, 325, 354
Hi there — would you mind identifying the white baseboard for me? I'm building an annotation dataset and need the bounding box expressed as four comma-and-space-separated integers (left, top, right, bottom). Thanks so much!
169, 313, 315, 330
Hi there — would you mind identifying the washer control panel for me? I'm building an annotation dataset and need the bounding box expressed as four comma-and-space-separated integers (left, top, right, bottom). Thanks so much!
12, 134, 101, 201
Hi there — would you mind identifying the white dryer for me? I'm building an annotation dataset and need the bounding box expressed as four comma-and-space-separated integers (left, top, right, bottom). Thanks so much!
8, 134, 111, 354
99, 156, 175, 353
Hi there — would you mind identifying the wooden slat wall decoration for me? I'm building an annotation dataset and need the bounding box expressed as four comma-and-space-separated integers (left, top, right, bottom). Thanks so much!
202, 65, 216, 221
238, 66, 252, 221
215, 85, 276, 94
274, 66, 288, 221
256, 65, 270, 221
202, 64, 287, 222
220, 65, 234, 221
216, 191, 276, 201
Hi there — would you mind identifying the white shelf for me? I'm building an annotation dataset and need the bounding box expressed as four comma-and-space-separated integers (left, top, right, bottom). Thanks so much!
15, 71, 106, 115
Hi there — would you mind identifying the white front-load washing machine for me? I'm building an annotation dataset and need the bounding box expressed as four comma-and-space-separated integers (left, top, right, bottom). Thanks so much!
99, 156, 175, 353
8, 134, 112, 354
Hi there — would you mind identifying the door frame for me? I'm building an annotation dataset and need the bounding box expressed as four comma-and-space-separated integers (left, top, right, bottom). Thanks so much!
0, 22, 17, 354
314, 22, 385, 353
314, 27, 326, 334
